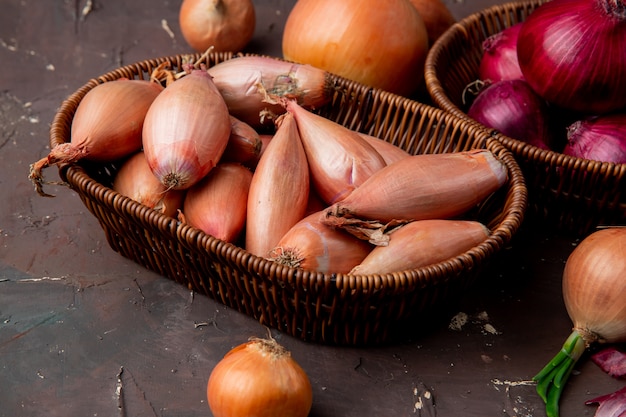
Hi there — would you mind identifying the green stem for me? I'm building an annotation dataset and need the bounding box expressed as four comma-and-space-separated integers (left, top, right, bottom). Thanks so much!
532, 330, 586, 417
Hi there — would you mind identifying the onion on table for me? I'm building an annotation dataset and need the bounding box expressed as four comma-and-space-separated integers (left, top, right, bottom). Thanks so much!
532, 227, 626, 417
207, 336, 312, 417
29, 78, 163, 197
179, 0, 255, 53
282, 0, 429, 96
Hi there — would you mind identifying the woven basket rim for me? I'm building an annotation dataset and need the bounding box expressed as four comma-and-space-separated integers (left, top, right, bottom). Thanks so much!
424, 0, 626, 174
51, 52, 528, 293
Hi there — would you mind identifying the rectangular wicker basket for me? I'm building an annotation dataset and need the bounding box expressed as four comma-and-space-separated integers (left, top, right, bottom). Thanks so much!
49, 52, 527, 345
424, 0, 626, 237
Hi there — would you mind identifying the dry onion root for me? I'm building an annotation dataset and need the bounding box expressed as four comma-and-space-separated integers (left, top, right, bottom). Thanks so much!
533, 227, 626, 417
29, 79, 163, 197
206, 336, 313, 417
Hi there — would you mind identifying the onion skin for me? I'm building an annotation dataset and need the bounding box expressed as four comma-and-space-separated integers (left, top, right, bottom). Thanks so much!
112, 152, 185, 218
179, 0, 255, 53
467, 79, 553, 150
533, 227, 626, 417
322, 149, 508, 225
142, 68, 231, 190
208, 56, 333, 128
350, 220, 490, 275
478, 23, 524, 83
270, 211, 372, 274
29, 79, 163, 197
563, 113, 626, 163
180, 163, 252, 243
207, 337, 313, 417
245, 113, 309, 258
282, 0, 429, 96
284, 99, 387, 205
517, 0, 626, 114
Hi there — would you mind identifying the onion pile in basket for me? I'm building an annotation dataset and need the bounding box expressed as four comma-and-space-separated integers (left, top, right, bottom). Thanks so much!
465, 0, 626, 163
30, 56, 510, 276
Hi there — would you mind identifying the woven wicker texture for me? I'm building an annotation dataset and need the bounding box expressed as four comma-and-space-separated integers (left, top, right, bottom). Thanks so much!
425, 0, 626, 236
50, 52, 526, 345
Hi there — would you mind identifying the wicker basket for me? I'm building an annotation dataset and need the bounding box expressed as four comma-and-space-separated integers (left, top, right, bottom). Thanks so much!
425, 0, 626, 237
50, 52, 526, 345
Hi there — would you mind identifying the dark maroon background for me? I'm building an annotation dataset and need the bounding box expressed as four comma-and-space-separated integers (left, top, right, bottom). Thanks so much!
0, 1, 621, 416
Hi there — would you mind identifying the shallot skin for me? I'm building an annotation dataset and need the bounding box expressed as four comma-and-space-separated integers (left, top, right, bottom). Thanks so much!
142, 68, 231, 190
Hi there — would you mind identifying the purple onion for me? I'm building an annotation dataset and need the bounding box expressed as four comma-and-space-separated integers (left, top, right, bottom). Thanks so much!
478, 23, 524, 83
467, 79, 554, 149
563, 113, 626, 163
517, 0, 626, 115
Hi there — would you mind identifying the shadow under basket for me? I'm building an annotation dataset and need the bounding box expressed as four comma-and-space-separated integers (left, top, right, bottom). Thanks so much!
425, 0, 626, 237
50, 52, 527, 345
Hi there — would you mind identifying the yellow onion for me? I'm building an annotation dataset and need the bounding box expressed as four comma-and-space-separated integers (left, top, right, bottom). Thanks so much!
220, 115, 262, 168
322, 149, 508, 225
208, 56, 333, 128
207, 337, 313, 417
142, 66, 231, 190
112, 152, 185, 218
533, 227, 626, 417
350, 219, 490, 274
179, 163, 252, 243
283, 99, 387, 205
282, 0, 429, 96
407, 0, 456, 46
269, 211, 372, 274
246, 113, 309, 257
179, 0, 256, 53
29, 79, 163, 197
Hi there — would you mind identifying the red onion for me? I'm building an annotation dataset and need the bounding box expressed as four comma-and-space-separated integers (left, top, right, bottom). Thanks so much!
563, 113, 626, 163
467, 79, 553, 149
478, 23, 524, 83
517, 0, 626, 115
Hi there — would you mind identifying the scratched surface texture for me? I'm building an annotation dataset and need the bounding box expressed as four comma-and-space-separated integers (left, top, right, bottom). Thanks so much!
0, 1, 622, 416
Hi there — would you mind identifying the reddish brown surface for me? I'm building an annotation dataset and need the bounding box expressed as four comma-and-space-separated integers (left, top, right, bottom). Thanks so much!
1, 1, 623, 416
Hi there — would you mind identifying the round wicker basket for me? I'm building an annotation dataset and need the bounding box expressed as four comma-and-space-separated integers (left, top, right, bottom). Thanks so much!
425, 0, 626, 237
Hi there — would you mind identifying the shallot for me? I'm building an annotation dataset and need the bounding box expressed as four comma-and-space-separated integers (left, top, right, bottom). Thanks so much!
245, 113, 309, 258
179, 163, 252, 243
29, 79, 163, 197
283, 99, 387, 205
208, 56, 333, 128
112, 152, 184, 218
269, 211, 372, 274
322, 149, 508, 230
142, 66, 231, 190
